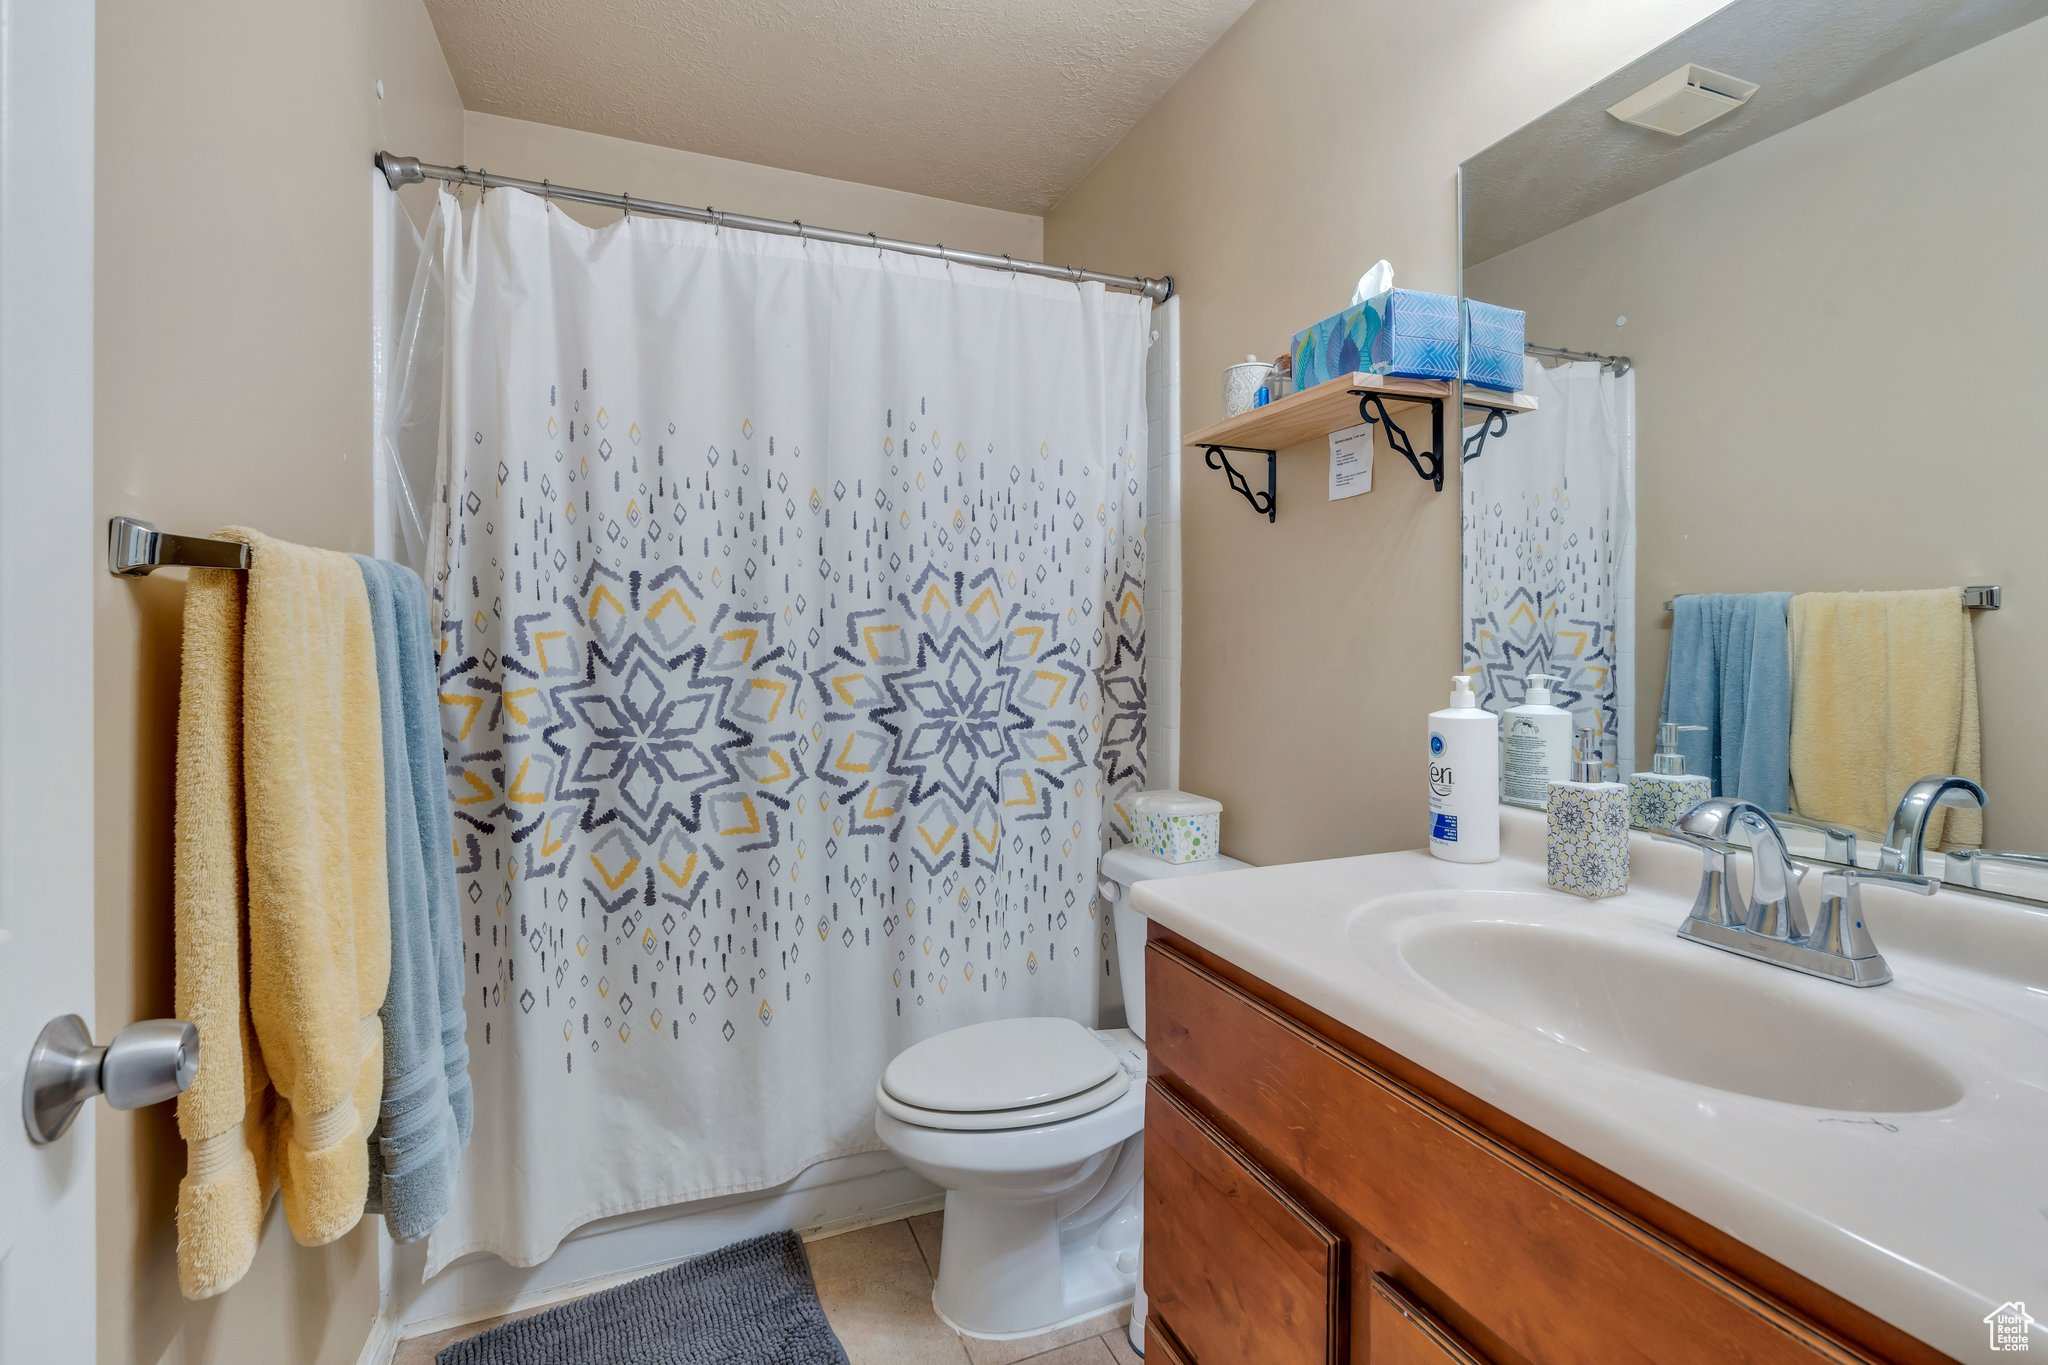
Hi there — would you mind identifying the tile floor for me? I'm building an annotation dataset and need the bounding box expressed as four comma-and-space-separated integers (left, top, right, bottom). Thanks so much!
392, 1212, 1141, 1364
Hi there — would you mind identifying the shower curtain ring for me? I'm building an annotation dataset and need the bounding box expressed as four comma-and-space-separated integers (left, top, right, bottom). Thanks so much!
795, 220, 807, 247
621, 190, 631, 219
476, 168, 489, 199
706, 207, 719, 234
869, 231, 881, 259
540, 178, 552, 207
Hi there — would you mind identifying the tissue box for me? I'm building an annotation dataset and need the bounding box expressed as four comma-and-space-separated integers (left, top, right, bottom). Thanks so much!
1291, 291, 1528, 393
1130, 790, 1222, 865
1291, 288, 1461, 390
1465, 300, 1526, 393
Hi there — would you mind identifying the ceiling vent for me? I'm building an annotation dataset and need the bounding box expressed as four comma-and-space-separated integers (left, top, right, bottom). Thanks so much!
1607, 64, 1758, 136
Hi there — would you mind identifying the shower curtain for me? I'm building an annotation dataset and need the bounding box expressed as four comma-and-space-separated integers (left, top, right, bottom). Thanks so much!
1461, 358, 1637, 777
422, 188, 1151, 1272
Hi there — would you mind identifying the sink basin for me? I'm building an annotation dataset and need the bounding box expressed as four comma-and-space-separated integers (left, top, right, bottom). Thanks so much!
1360, 891, 1965, 1114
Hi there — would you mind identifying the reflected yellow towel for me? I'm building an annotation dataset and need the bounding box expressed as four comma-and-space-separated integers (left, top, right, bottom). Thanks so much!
174, 530, 390, 1299
1788, 589, 1982, 849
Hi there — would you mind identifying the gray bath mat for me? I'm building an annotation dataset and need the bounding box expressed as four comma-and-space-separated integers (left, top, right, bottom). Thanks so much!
436, 1231, 850, 1364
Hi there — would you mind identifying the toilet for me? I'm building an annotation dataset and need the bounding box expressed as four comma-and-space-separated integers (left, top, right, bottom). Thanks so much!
873, 846, 1248, 1344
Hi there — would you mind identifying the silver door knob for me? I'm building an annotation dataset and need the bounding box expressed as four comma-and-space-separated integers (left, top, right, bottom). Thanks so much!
21, 1014, 199, 1145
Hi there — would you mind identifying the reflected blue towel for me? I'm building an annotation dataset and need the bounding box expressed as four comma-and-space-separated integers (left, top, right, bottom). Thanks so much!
1661, 593, 1793, 810
355, 556, 473, 1242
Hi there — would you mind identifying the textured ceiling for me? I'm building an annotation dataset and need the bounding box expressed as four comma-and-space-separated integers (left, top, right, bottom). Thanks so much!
1463, 0, 2048, 264
422, 0, 1257, 214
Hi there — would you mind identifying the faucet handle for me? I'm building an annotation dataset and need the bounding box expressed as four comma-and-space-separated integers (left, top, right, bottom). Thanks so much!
1807, 865, 1937, 963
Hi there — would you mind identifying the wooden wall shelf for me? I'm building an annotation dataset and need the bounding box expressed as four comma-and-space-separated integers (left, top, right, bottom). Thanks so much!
1185, 373, 1537, 520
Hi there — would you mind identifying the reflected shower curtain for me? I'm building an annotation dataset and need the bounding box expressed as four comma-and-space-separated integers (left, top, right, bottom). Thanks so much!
424, 188, 1151, 1271
1461, 359, 1637, 776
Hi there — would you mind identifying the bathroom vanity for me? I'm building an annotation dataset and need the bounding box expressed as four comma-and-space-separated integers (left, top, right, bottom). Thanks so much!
1132, 813, 2048, 1363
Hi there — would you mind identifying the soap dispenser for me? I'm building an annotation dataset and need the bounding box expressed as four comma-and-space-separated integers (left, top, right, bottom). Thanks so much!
1629, 721, 1712, 831
1547, 723, 1630, 899
1502, 672, 1571, 808
1428, 674, 1499, 863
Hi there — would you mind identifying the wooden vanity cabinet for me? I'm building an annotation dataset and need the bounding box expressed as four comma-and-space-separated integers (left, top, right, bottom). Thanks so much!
1140, 931, 1949, 1365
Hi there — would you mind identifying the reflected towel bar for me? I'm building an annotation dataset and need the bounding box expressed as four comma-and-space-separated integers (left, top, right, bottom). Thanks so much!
107, 517, 250, 577
1661, 586, 2000, 612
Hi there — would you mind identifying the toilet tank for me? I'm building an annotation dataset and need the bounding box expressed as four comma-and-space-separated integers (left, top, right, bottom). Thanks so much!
1102, 847, 1249, 1040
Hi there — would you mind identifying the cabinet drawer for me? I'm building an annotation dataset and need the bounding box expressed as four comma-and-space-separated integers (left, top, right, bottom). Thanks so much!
1370, 1276, 1490, 1365
1147, 940, 1874, 1364
1145, 1079, 1344, 1364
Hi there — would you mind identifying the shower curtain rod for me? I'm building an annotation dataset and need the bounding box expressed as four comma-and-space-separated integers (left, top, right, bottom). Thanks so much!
377, 153, 1174, 302
1525, 341, 1631, 375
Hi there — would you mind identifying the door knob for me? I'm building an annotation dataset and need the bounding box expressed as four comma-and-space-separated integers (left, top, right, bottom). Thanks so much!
21, 1014, 199, 1145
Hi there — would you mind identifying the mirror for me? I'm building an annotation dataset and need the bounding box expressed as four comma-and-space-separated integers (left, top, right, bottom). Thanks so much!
1457, 0, 2047, 900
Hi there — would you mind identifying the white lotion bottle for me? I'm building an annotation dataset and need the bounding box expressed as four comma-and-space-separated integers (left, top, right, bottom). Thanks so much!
1429, 674, 1500, 863
1501, 671, 1572, 807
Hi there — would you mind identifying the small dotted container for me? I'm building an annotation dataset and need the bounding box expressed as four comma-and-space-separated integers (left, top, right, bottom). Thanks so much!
1546, 780, 1631, 899
1131, 790, 1223, 865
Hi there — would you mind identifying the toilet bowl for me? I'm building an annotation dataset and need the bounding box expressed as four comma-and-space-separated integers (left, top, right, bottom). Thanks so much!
873, 847, 1248, 1343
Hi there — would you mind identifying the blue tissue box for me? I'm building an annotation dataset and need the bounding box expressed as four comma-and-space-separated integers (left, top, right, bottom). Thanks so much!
1464, 300, 1526, 393
1291, 288, 1462, 390
1291, 290, 1528, 393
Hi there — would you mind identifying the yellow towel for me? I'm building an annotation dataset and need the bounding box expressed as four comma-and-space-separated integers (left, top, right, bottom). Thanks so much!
1788, 589, 1982, 850
173, 531, 390, 1299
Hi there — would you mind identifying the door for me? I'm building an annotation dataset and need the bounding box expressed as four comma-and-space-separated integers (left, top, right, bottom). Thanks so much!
0, 1, 98, 1360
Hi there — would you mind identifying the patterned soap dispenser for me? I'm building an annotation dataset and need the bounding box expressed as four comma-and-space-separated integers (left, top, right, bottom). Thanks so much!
1628, 721, 1712, 831
1547, 723, 1630, 899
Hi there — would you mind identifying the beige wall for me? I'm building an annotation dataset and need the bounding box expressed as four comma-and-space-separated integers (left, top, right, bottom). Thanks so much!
93, 2, 462, 1362
462, 113, 1044, 260
1466, 17, 2048, 850
1043, 0, 1731, 865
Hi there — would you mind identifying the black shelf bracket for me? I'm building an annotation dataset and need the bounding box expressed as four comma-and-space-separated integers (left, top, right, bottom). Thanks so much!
1354, 390, 1445, 492
1202, 444, 1276, 522
1462, 405, 1512, 466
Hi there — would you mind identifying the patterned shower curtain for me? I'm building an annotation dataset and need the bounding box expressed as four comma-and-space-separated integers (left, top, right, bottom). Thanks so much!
423, 188, 1151, 1272
1461, 358, 1637, 777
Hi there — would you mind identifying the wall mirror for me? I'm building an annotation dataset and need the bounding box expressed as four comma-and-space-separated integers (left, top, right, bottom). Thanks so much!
1457, 0, 2047, 900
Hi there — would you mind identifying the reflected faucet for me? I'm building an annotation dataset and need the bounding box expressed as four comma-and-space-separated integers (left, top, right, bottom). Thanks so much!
1880, 776, 1988, 874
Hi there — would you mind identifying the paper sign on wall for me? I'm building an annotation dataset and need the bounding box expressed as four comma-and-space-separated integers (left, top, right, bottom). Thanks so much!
1329, 420, 1374, 500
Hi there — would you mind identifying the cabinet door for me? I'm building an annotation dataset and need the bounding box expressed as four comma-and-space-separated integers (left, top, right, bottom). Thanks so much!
1145, 1322, 1198, 1365
1145, 1079, 1344, 1364
1369, 1277, 1489, 1365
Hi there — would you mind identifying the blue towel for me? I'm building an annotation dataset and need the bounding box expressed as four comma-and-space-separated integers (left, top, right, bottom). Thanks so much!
1661, 593, 1793, 810
355, 556, 473, 1242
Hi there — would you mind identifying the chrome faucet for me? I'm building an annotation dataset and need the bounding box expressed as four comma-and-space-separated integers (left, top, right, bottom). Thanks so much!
1880, 775, 1987, 873
1662, 799, 1935, 986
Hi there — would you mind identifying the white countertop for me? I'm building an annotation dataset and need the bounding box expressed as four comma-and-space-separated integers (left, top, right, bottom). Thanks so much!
1131, 808, 2048, 1363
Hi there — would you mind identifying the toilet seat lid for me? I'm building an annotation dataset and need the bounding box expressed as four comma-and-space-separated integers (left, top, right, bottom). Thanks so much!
882, 1017, 1120, 1114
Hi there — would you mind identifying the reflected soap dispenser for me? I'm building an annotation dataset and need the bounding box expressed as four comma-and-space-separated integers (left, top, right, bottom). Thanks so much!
1629, 721, 1712, 831
1502, 672, 1572, 807
1547, 723, 1630, 899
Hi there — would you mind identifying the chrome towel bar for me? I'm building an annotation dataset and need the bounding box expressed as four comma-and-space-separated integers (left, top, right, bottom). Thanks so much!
107, 516, 250, 577
1662, 586, 2000, 612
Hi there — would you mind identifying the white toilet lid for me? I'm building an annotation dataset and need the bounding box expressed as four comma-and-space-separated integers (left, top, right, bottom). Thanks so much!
876, 1069, 1132, 1132
882, 1017, 1121, 1114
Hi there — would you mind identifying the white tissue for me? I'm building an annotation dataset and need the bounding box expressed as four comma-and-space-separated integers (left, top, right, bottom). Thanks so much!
1351, 260, 1395, 306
